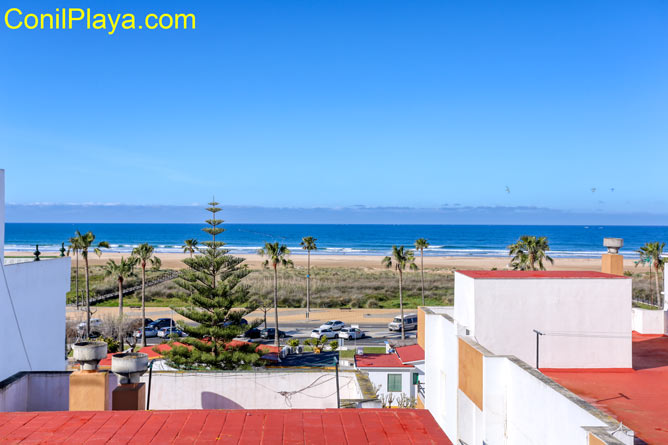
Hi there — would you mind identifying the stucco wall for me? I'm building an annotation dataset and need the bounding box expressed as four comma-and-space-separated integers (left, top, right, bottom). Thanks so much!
631, 308, 665, 334
503, 358, 631, 445
359, 367, 415, 400
140, 370, 362, 410
424, 309, 459, 440
0, 258, 71, 381
456, 274, 632, 368
0, 372, 70, 412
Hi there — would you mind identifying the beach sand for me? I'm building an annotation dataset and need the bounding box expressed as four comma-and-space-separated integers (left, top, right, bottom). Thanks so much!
10, 251, 643, 272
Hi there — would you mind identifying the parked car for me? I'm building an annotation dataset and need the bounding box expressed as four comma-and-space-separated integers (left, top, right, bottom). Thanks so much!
148, 318, 175, 330
311, 328, 337, 339
222, 318, 249, 327
260, 328, 286, 339
158, 327, 186, 338
244, 327, 262, 339
388, 313, 418, 332
134, 326, 159, 338
339, 327, 365, 340
77, 318, 102, 332
319, 320, 345, 331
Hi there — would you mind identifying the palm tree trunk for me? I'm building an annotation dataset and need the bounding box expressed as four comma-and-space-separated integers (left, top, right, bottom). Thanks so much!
420, 249, 425, 306
655, 265, 660, 307
84, 255, 91, 339
399, 270, 405, 340
75, 252, 80, 309
306, 250, 311, 319
273, 265, 280, 347
141, 265, 147, 347
649, 266, 653, 306
118, 278, 124, 350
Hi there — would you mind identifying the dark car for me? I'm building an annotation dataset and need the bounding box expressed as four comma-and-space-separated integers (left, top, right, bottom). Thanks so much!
244, 327, 262, 339
148, 318, 175, 330
142, 318, 154, 326
260, 328, 286, 339
222, 318, 249, 327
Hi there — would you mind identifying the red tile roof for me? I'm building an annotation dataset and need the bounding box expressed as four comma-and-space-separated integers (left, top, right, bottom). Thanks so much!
395, 345, 425, 363
355, 353, 413, 368
456, 270, 628, 279
543, 333, 668, 445
0, 409, 451, 444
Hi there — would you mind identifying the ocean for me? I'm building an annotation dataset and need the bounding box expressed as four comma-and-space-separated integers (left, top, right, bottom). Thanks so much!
4, 223, 668, 259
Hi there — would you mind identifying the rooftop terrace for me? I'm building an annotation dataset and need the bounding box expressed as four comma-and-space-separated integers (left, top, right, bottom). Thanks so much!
544, 333, 668, 445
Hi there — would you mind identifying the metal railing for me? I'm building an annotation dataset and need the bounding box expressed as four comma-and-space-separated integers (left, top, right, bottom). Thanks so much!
417, 381, 425, 400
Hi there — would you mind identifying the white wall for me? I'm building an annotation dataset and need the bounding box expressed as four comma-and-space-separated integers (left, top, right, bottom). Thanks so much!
359, 367, 415, 400
0, 372, 70, 412
423, 306, 634, 445
140, 370, 362, 410
0, 258, 71, 381
456, 273, 632, 368
503, 358, 632, 445
424, 309, 459, 441
632, 308, 665, 334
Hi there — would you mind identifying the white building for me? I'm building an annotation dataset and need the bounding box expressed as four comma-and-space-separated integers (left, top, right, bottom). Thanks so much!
454, 270, 632, 369
355, 344, 424, 402
0, 169, 71, 381
420, 270, 637, 445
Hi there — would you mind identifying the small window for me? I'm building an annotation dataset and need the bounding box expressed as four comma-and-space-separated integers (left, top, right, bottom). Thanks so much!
412, 373, 419, 385
388, 374, 402, 392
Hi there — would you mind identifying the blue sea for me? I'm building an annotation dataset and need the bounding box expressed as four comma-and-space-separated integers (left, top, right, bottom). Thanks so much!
4, 223, 668, 259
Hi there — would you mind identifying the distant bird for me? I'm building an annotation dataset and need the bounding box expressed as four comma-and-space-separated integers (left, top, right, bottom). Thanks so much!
610, 188, 615, 192
591, 188, 597, 193
505, 186, 511, 194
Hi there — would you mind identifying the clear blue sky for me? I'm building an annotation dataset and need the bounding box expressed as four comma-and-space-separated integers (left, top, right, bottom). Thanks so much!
1, 1, 667, 222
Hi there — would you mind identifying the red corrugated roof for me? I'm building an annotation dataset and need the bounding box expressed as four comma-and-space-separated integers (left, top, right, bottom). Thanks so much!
395, 344, 425, 363
355, 353, 413, 368
0, 409, 452, 444
543, 333, 668, 445
456, 270, 628, 279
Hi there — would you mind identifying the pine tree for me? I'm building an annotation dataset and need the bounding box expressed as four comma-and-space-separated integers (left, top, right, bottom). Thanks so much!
159, 200, 261, 370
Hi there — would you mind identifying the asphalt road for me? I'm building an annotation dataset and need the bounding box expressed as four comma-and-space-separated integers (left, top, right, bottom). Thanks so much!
140, 322, 416, 347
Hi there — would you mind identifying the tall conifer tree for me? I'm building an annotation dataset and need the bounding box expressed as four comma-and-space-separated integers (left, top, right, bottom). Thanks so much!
160, 200, 261, 370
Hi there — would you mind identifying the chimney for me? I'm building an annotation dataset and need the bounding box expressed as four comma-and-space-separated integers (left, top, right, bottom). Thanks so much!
602, 238, 624, 276
111, 352, 149, 410
69, 341, 110, 411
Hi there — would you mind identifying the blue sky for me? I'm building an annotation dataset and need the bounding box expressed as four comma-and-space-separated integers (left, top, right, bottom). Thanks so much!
1, 1, 667, 223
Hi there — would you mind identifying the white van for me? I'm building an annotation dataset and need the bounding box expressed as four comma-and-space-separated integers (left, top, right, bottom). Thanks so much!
388, 313, 418, 331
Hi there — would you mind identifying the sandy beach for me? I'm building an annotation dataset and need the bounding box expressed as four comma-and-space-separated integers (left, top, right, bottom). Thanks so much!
8, 251, 644, 273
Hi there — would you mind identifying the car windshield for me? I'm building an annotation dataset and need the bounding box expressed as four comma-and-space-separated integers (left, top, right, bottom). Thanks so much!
325, 321, 333, 325
393, 317, 402, 323
340, 328, 348, 332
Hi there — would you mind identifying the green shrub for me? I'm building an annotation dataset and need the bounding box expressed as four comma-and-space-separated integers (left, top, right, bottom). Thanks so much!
329, 340, 339, 351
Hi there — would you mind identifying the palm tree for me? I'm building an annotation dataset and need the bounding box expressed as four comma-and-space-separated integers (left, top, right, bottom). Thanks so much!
382, 246, 418, 340
73, 230, 110, 338
300, 236, 317, 319
132, 243, 160, 346
258, 242, 293, 346
415, 238, 429, 306
182, 239, 198, 258
508, 236, 554, 271
637, 242, 666, 307
103, 257, 137, 348
67, 236, 85, 310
